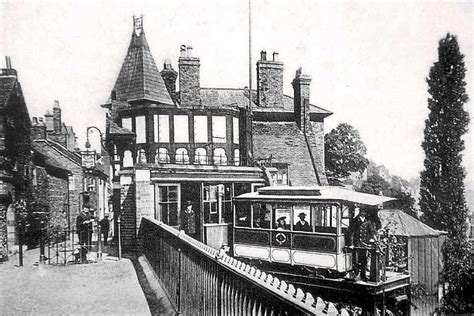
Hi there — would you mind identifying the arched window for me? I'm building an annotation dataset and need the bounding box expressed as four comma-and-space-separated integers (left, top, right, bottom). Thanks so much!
234, 149, 240, 166
175, 148, 189, 164
137, 149, 147, 164
123, 150, 133, 167
155, 148, 170, 163
194, 148, 207, 165
213, 148, 227, 165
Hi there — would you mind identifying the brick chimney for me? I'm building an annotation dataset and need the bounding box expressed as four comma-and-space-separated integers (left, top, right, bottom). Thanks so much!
256, 51, 283, 108
179, 45, 201, 107
161, 59, 178, 103
292, 68, 311, 133
44, 110, 54, 132
31, 117, 47, 140
53, 100, 61, 133
1, 56, 17, 77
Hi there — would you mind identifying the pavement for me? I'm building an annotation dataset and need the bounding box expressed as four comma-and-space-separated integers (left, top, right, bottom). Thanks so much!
0, 245, 152, 315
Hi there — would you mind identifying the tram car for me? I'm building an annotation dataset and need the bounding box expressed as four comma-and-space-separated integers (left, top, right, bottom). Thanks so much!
232, 186, 394, 274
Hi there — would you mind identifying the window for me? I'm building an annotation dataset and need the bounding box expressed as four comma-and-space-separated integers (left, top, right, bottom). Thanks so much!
202, 183, 233, 224
137, 149, 147, 163
155, 148, 170, 163
252, 203, 272, 229
175, 148, 189, 164
235, 202, 251, 227
312, 205, 337, 229
157, 185, 179, 226
272, 205, 292, 230
174, 115, 189, 143
194, 148, 207, 164
194, 116, 208, 143
135, 115, 146, 143
122, 117, 132, 131
123, 150, 133, 167
275, 164, 289, 185
158, 115, 169, 143
233, 117, 239, 144
293, 205, 312, 232
84, 177, 96, 192
234, 149, 240, 166
212, 116, 226, 143
213, 148, 227, 165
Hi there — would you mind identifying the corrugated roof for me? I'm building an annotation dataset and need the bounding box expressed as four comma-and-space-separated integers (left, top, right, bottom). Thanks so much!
0, 76, 16, 108
112, 30, 173, 105
379, 209, 440, 237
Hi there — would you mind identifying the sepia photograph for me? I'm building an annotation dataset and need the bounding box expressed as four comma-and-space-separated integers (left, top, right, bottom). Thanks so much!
0, 0, 472, 314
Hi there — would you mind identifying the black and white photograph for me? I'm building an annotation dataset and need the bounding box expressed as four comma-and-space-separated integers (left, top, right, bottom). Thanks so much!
0, 0, 472, 315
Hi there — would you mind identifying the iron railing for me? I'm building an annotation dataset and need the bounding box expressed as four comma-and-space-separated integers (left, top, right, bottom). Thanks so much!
140, 217, 349, 315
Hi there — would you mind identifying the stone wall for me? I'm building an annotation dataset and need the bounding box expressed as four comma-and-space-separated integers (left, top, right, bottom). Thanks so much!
120, 173, 136, 251
179, 57, 201, 107
0, 179, 13, 261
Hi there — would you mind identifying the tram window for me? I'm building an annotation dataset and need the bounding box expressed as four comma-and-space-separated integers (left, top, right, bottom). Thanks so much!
341, 205, 352, 228
273, 207, 291, 230
312, 205, 337, 229
222, 184, 233, 223
235, 203, 251, 227
293, 205, 312, 232
252, 204, 271, 229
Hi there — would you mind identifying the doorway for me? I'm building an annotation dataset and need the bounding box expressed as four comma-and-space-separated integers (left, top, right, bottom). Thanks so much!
181, 183, 201, 241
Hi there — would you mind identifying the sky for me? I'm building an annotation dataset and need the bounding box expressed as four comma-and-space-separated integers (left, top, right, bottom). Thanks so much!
1, 0, 473, 182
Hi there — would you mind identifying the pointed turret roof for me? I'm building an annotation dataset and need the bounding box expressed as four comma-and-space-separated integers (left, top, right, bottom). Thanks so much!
111, 17, 173, 105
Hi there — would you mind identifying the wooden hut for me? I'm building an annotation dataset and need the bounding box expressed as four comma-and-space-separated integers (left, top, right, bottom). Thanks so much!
379, 209, 447, 316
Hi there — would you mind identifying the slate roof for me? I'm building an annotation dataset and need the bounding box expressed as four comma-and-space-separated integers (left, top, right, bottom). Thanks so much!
200, 88, 332, 116
33, 139, 82, 166
253, 121, 320, 186
31, 141, 70, 174
379, 209, 442, 237
0, 76, 17, 108
112, 30, 173, 105
109, 121, 135, 135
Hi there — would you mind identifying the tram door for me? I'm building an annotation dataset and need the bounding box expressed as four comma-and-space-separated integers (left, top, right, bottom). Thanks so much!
181, 183, 202, 241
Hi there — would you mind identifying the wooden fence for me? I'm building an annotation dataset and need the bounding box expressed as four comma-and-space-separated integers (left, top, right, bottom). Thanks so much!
139, 217, 351, 315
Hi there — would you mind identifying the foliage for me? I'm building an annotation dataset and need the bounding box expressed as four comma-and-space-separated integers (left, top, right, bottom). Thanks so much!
324, 123, 369, 178
419, 33, 472, 313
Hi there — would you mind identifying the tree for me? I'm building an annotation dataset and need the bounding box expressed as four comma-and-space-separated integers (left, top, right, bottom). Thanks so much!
419, 34, 472, 313
325, 123, 369, 178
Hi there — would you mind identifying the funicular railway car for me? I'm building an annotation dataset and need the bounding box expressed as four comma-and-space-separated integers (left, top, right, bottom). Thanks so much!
232, 186, 395, 275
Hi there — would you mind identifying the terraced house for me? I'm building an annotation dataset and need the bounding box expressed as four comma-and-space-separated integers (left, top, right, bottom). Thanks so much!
102, 17, 332, 250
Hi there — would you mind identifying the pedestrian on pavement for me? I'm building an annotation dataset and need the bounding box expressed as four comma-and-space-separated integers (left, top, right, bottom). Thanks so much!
100, 213, 110, 246
181, 201, 196, 238
76, 208, 91, 245
348, 207, 377, 281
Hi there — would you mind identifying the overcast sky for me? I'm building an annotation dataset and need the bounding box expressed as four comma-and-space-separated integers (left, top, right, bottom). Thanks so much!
1, 0, 472, 182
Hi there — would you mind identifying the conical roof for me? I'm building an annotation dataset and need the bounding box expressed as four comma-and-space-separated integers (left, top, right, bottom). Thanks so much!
112, 22, 173, 105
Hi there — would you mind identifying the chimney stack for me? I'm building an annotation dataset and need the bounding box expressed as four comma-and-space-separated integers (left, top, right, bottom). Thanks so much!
292, 68, 312, 133
31, 116, 47, 140
256, 50, 283, 108
1, 56, 17, 77
44, 110, 54, 132
53, 100, 61, 133
161, 59, 178, 103
179, 45, 201, 107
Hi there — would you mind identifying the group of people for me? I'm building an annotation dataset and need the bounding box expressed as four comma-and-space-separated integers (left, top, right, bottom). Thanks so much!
274, 212, 311, 231
76, 208, 111, 246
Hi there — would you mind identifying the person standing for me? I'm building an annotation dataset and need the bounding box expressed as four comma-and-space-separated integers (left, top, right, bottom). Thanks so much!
100, 213, 110, 246
181, 201, 196, 238
76, 208, 90, 245
348, 208, 377, 281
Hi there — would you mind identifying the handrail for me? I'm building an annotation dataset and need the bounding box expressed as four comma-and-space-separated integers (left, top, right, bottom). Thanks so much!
142, 216, 348, 314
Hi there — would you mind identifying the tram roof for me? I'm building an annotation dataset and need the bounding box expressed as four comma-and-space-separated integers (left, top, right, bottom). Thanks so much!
233, 186, 396, 206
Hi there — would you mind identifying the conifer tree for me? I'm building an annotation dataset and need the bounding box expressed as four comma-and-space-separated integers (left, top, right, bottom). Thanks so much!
419, 34, 472, 312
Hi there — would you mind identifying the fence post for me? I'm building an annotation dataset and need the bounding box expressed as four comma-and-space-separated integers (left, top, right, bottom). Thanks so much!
18, 242, 23, 267
39, 226, 46, 263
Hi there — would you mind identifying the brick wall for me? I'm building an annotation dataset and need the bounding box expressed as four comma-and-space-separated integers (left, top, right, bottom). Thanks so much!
309, 121, 328, 185
257, 57, 284, 108
120, 174, 136, 251
179, 56, 201, 107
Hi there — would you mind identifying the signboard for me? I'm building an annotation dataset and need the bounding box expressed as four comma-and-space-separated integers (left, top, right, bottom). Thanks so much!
81, 151, 96, 169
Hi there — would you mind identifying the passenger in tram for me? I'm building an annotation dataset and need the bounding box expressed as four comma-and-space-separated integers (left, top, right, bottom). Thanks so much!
276, 216, 288, 230
294, 212, 311, 232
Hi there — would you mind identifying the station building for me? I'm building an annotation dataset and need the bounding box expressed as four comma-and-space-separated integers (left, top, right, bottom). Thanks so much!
102, 17, 332, 250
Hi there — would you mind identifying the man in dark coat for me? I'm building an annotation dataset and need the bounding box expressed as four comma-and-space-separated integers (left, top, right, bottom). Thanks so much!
294, 213, 311, 231
348, 208, 377, 281
76, 208, 91, 245
100, 213, 110, 246
181, 201, 196, 238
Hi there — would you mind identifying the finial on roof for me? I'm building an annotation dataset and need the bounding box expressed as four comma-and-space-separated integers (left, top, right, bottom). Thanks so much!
133, 15, 144, 36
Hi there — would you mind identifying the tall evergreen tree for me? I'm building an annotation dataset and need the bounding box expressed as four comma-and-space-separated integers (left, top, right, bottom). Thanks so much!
419, 34, 472, 312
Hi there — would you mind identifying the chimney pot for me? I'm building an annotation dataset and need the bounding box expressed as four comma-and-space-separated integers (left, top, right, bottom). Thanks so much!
187, 46, 193, 57
54, 100, 60, 108
260, 51, 267, 61
32, 117, 38, 124
273, 52, 279, 62
180, 45, 187, 57
164, 58, 172, 69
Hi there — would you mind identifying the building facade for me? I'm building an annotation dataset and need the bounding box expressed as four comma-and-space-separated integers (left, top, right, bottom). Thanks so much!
103, 17, 332, 250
